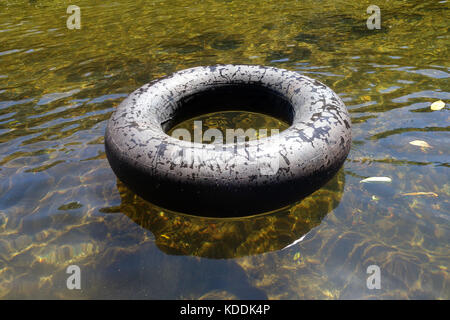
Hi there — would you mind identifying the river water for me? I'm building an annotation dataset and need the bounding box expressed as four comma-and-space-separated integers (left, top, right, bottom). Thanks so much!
0, 0, 448, 299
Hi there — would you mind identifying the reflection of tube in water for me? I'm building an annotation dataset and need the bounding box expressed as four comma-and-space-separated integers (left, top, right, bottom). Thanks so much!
105, 170, 345, 259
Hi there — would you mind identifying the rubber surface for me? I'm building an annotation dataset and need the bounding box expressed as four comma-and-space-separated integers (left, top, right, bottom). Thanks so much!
105, 65, 352, 217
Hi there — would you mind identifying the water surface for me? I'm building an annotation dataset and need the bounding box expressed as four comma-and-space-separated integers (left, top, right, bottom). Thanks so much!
0, 0, 448, 299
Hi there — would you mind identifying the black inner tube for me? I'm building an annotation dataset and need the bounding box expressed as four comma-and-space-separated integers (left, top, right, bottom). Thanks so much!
105, 65, 352, 217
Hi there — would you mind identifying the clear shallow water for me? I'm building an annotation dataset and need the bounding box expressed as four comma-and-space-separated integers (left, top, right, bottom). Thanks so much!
0, 0, 449, 299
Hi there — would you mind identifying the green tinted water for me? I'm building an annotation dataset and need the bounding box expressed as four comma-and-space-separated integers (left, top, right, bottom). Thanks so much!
0, 0, 448, 299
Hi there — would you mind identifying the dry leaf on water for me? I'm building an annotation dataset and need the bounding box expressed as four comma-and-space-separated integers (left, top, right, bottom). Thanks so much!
409, 140, 432, 148
360, 177, 392, 183
400, 192, 438, 197
430, 100, 445, 111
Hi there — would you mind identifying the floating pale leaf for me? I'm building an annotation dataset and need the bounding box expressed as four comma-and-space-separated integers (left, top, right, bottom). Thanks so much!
409, 140, 432, 148
360, 176, 392, 183
430, 100, 445, 111
400, 192, 438, 197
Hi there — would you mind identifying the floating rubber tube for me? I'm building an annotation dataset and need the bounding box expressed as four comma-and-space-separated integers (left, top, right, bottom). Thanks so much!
105, 65, 351, 217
